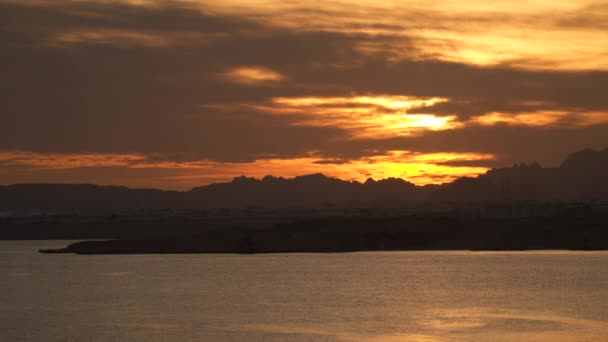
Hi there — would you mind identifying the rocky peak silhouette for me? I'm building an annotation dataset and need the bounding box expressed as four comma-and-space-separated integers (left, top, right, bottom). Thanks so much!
1, 148, 607, 211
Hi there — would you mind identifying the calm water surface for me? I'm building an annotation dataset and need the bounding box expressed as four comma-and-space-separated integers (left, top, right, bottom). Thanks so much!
1, 241, 608, 341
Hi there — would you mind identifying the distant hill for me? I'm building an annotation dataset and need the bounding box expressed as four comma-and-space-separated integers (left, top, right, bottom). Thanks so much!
1, 148, 607, 211
437, 148, 608, 202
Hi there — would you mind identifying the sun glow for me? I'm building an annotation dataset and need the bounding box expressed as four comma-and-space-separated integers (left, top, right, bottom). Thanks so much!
272, 96, 446, 111
266, 96, 456, 138
0, 150, 494, 189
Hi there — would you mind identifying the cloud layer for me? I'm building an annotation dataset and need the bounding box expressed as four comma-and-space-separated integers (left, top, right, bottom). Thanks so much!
1, 0, 607, 188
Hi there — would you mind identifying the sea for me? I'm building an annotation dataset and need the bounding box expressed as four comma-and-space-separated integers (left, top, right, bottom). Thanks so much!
1, 241, 608, 341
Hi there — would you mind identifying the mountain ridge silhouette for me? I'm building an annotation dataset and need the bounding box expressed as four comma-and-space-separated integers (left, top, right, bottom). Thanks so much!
2, 148, 607, 211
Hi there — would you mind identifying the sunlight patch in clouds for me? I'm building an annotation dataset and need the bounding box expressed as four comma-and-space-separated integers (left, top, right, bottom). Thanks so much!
223, 66, 286, 85
272, 96, 446, 111
205, 95, 608, 138
266, 96, 455, 139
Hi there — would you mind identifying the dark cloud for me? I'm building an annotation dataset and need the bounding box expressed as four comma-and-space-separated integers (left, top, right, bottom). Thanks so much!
312, 159, 352, 165
0, 1, 257, 38
317, 124, 608, 167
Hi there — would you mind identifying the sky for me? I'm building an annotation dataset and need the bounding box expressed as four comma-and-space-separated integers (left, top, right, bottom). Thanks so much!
1, 0, 607, 189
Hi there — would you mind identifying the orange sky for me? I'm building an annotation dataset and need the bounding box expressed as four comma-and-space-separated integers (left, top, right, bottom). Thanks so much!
0, 150, 494, 189
0, 0, 607, 189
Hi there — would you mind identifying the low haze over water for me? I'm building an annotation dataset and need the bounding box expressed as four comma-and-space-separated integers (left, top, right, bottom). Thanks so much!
2, 241, 608, 342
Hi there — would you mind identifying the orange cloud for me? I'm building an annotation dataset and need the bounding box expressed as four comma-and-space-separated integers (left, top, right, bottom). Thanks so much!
162, 151, 494, 187
26, 1, 608, 70
52, 29, 171, 47
201, 0, 608, 71
470, 111, 608, 127
261, 95, 457, 138
205, 95, 608, 138
223, 66, 285, 85
0, 150, 495, 189
0, 152, 148, 169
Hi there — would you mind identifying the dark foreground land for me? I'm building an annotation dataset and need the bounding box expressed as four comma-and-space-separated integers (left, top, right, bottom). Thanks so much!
40, 211, 608, 254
